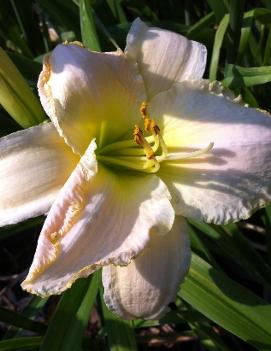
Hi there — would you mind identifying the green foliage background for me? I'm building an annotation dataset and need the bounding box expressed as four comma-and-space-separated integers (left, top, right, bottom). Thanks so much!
0, 0, 271, 350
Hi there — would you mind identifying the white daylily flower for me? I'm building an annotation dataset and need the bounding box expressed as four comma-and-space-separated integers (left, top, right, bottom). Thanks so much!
0, 18, 271, 320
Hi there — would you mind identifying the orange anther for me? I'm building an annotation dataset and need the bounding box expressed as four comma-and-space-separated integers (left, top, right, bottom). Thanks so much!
133, 124, 155, 159
140, 101, 149, 119
144, 118, 159, 134
133, 125, 144, 145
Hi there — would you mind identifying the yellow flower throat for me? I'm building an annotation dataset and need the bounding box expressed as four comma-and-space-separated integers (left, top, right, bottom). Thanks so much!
97, 102, 214, 174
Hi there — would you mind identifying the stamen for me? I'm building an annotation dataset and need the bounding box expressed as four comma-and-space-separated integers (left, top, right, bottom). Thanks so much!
97, 101, 214, 175
157, 134, 168, 160
112, 148, 147, 156
144, 118, 160, 152
152, 134, 160, 153
161, 142, 214, 162
144, 118, 158, 133
98, 121, 107, 148
96, 155, 160, 173
133, 125, 155, 160
99, 135, 156, 155
140, 101, 149, 119
99, 139, 137, 154
139, 101, 163, 153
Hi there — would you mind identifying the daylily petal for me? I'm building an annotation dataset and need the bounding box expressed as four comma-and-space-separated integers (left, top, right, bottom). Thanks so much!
150, 80, 271, 224
102, 216, 190, 320
38, 44, 145, 155
125, 18, 207, 99
0, 123, 78, 227
21, 140, 174, 296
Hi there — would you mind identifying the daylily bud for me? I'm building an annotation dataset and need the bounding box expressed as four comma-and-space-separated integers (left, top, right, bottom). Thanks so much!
0, 47, 45, 128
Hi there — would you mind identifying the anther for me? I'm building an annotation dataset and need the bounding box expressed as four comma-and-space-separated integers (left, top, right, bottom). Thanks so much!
140, 101, 149, 119
137, 102, 167, 160
144, 118, 160, 135
133, 125, 155, 159
133, 125, 144, 145
140, 102, 160, 135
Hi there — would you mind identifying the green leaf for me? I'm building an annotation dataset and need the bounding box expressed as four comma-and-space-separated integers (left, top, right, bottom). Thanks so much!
180, 254, 271, 350
209, 14, 229, 80
223, 64, 271, 87
223, 223, 271, 288
0, 336, 42, 351
263, 27, 271, 65
60, 271, 101, 351
0, 48, 45, 128
106, 0, 127, 23
227, 0, 245, 63
188, 224, 219, 268
4, 296, 47, 339
189, 219, 271, 289
10, 0, 47, 56
189, 319, 231, 351
100, 288, 137, 351
7, 52, 41, 83
0, 1, 32, 58
240, 85, 259, 107
0, 307, 46, 334
238, 25, 252, 61
79, 0, 101, 51
38, 0, 80, 39
187, 12, 216, 40
93, 12, 120, 49
40, 277, 91, 351
243, 8, 271, 25
239, 9, 271, 63
206, 0, 228, 21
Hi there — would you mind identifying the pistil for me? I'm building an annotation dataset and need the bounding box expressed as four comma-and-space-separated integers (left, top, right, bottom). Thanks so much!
163, 142, 214, 161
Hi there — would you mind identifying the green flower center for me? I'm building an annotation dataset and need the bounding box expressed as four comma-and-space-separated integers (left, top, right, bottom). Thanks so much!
96, 102, 214, 174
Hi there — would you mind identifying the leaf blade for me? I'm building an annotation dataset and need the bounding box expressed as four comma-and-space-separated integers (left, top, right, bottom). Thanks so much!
79, 0, 101, 51
180, 254, 271, 350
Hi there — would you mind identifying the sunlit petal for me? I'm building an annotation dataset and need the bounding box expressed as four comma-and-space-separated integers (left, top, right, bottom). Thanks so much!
38, 43, 145, 155
102, 216, 190, 320
149, 80, 271, 224
125, 18, 207, 99
0, 123, 78, 226
22, 140, 174, 296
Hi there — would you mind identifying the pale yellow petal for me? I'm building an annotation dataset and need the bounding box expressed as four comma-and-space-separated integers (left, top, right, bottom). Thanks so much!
125, 18, 207, 99
22, 140, 174, 296
38, 44, 145, 155
149, 80, 271, 224
102, 216, 190, 320
0, 123, 78, 227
